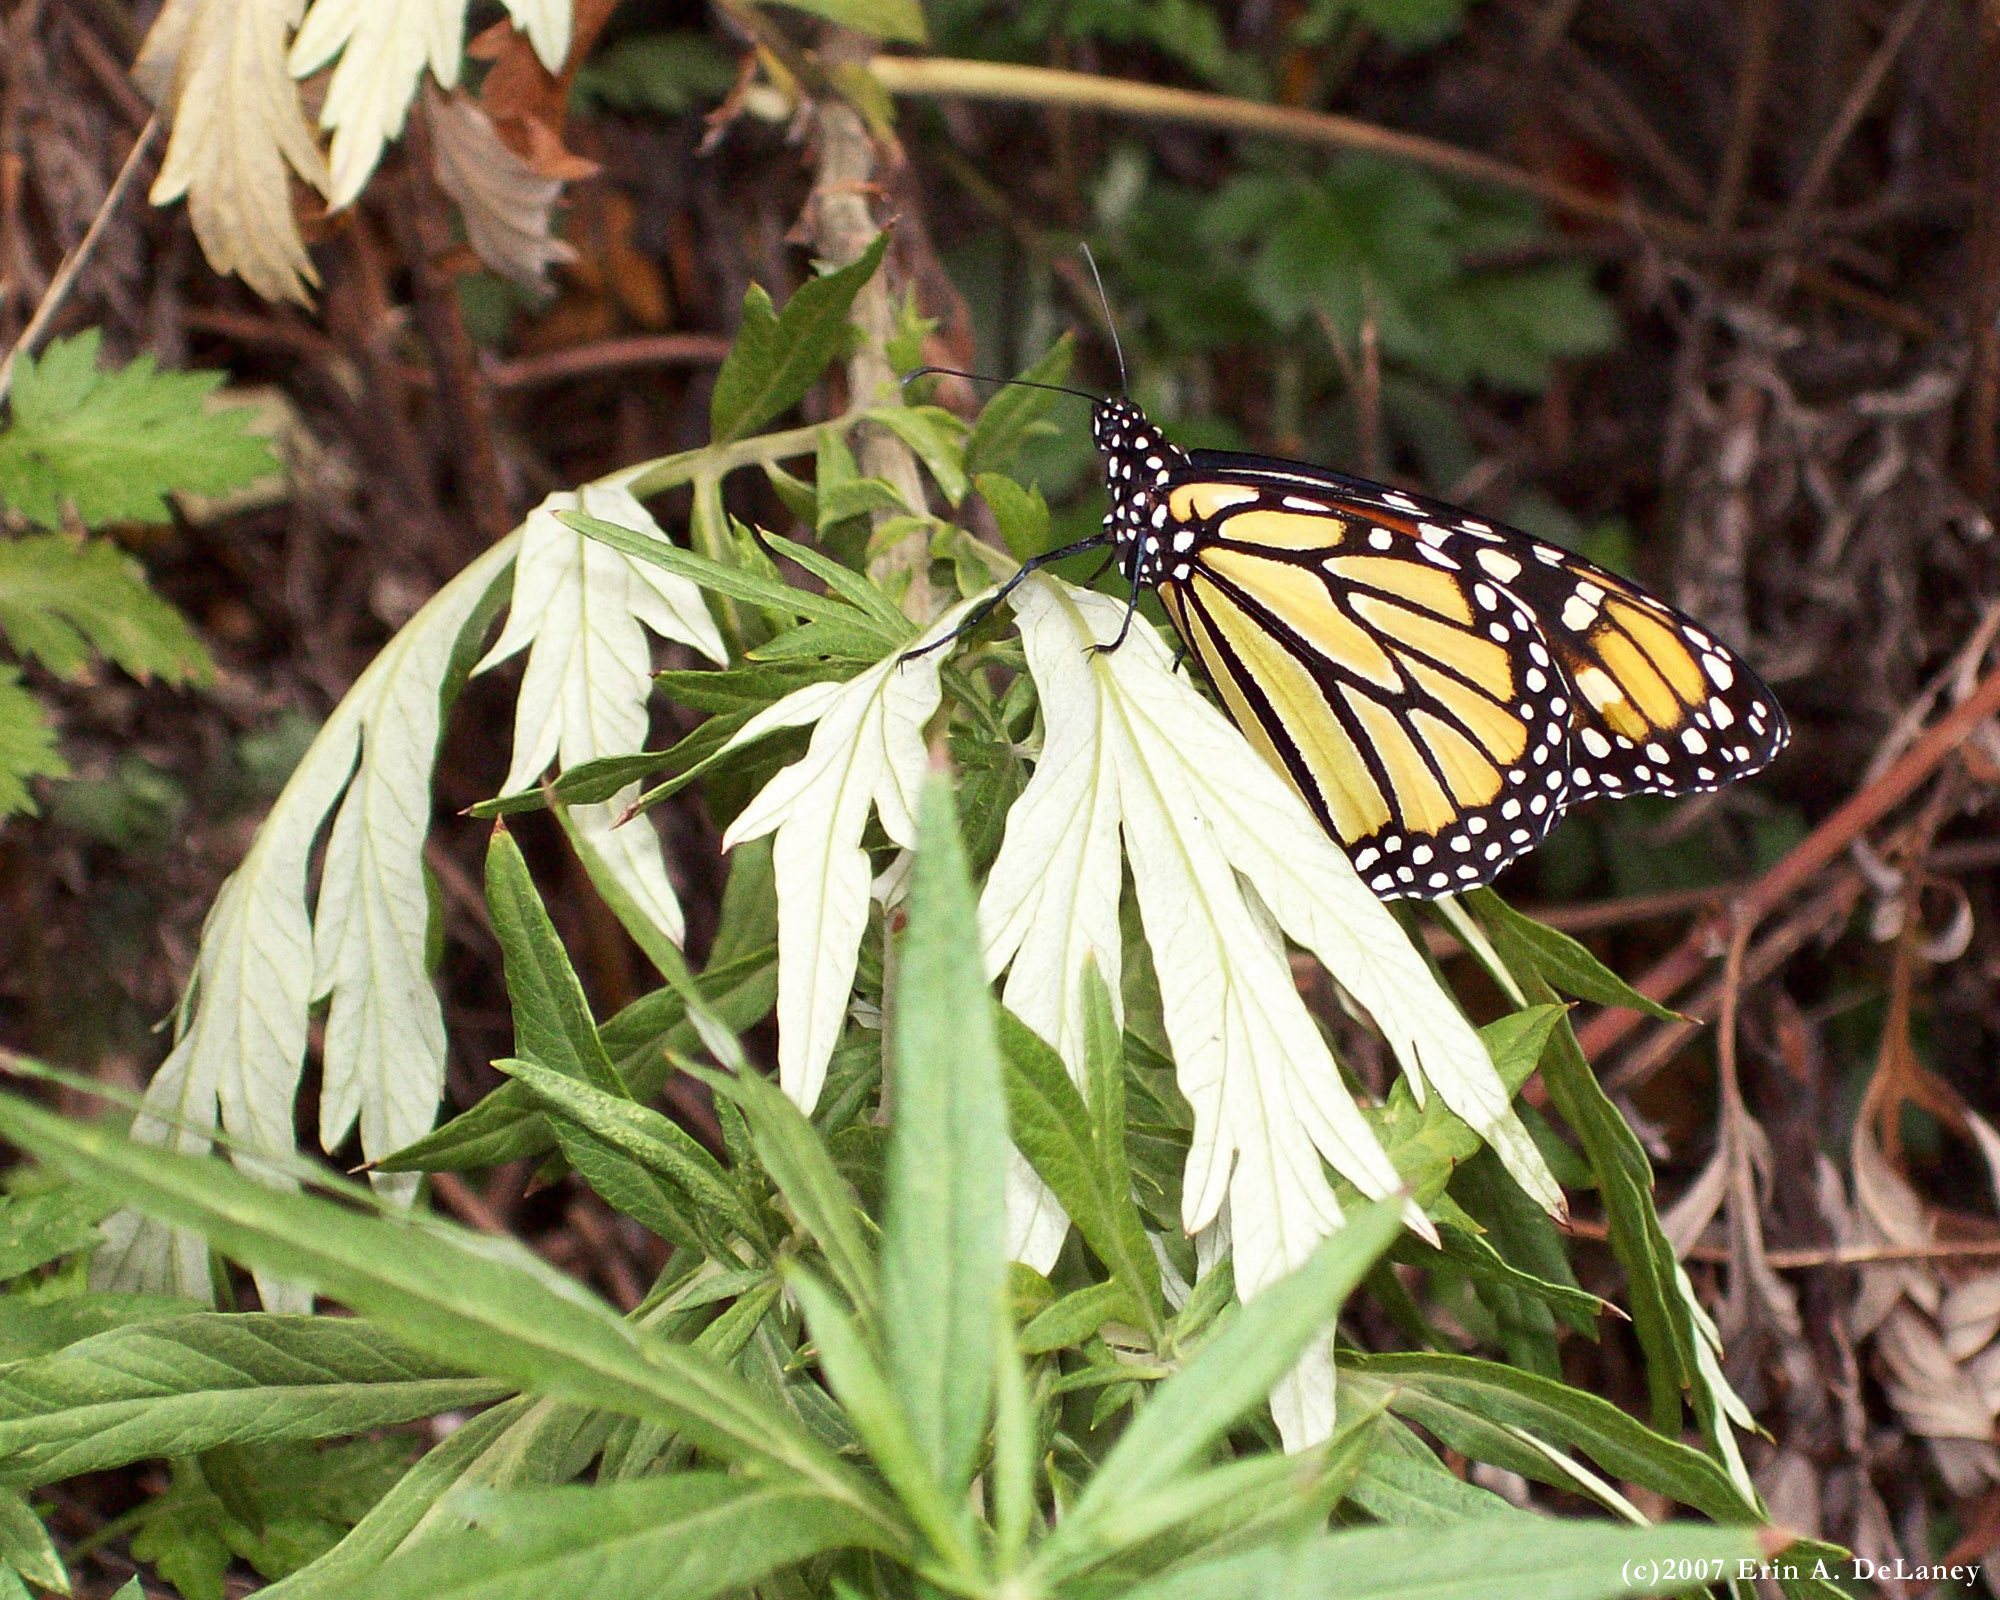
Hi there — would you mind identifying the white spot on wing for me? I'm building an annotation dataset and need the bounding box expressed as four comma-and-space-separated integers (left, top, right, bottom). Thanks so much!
1561, 594, 1599, 631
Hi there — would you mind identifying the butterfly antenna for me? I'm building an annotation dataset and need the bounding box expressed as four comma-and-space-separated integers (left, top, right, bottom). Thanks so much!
902, 365, 1099, 404
1079, 241, 1127, 397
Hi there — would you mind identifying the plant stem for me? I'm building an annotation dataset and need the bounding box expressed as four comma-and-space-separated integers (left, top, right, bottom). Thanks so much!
867, 55, 1702, 245
0, 114, 158, 406
814, 32, 937, 622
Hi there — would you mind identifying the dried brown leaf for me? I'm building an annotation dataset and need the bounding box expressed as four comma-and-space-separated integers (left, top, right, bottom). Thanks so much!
425, 86, 577, 293
136, 0, 331, 304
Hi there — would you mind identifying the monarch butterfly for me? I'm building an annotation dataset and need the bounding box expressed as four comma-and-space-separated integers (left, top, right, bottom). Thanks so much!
921, 379, 1790, 899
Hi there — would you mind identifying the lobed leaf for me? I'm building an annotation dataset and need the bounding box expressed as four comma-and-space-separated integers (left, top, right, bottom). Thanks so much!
709, 234, 890, 443
0, 665, 64, 817
0, 535, 212, 686
0, 333, 276, 527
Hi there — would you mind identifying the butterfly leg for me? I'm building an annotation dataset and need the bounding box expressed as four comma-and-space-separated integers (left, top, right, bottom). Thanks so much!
1086, 555, 1148, 658
899, 533, 1114, 664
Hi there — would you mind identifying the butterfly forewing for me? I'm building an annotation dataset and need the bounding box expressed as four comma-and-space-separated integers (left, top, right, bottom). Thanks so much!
1127, 444, 1787, 898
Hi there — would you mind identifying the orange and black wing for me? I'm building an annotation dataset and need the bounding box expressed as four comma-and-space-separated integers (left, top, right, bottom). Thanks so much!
1147, 461, 1787, 898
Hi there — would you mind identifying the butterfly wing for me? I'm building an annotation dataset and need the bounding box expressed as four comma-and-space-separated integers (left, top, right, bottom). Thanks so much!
1152, 471, 1573, 897
1471, 541, 1790, 806
1151, 452, 1787, 898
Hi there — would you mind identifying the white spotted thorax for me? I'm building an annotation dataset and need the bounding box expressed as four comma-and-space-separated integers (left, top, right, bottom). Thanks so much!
1094, 397, 1197, 585
1087, 396, 1790, 899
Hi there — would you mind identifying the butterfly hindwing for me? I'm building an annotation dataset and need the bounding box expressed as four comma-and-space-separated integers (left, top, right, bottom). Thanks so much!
1474, 543, 1790, 807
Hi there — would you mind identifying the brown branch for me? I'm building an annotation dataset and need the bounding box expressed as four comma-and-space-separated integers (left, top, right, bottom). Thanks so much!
1568, 1215, 2000, 1271
322, 216, 448, 544
1601, 872, 1863, 1093
866, 54, 1712, 248
1778, 0, 1935, 234
1575, 658, 2000, 1063
391, 108, 512, 549
814, 33, 935, 621
431, 1171, 512, 1234
59, 8, 154, 131
1970, 0, 2000, 506
0, 113, 158, 404
1709, 0, 1776, 231
485, 332, 731, 389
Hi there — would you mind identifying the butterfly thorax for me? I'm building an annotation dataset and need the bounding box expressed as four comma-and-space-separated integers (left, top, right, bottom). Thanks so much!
1093, 398, 1193, 585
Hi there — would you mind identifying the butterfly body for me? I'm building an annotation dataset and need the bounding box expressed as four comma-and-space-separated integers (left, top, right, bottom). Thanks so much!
1089, 397, 1789, 898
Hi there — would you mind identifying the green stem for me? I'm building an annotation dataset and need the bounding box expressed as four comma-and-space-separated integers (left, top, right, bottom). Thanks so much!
613, 416, 860, 501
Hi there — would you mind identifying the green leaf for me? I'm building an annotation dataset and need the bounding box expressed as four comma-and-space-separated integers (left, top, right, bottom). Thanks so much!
1414, 1212, 1604, 1343
709, 234, 891, 443
0, 664, 63, 816
493, 1058, 764, 1249
0, 332, 277, 528
785, 1271, 966, 1568
129, 1459, 234, 1600
1479, 914, 1697, 1432
0, 1090, 897, 1535
0, 535, 213, 684
974, 474, 1051, 563
0, 1488, 66, 1595
126, 1441, 429, 1599
696, 1063, 878, 1325
554, 803, 746, 1069
0, 1183, 115, 1278
1019, 1280, 1133, 1355
1339, 1351, 1756, 1521
346, 1472, 877, 1600
761, 0, 927, 45
1481, 1003, 1569, 1091
1064, 1407, 1385, 1583
1119, 1515, 1767, 1600
485, 826, 626, 1096
1468, 890, 1678, 1020
819, 473, 908, 526
542, 1119, 710, 1255
709, 834, 778, 966
991, 1303, 1035, 1574
570, 31, 736, 114
964, 336, 1075, 479
0, 1315, 506, 1485
564, 511, 856, 624
997, 1007, 1161, 1337
1346, 1417, 1533, 1524
251, 1399, 535, 1600
757, 530, 909, 633
0, 1290, 192, 1365
865, 405, 968, 506
1045, 1198, 1403, 1568
1424, 263, 1620, 391
881, 775, 1008, 1500
381, 947, 777, 1175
